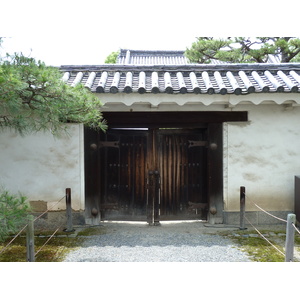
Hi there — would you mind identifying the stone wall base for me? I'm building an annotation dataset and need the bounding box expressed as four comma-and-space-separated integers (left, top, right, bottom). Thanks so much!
31, 210, 294, 230
32, 211, 85, 231
223, 211, 293, 226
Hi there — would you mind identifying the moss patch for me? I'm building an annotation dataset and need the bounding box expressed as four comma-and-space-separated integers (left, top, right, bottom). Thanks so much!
0, 226, 107, 262
223, 229, 300, 262
76, 226, 107, 236
0, 232, 83, 262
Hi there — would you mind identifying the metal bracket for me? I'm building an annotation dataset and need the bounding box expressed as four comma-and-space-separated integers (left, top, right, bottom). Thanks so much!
188, 140, 207, 148
99, 141, 120, 148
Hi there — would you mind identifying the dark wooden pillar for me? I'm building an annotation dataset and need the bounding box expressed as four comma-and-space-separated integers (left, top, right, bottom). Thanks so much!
207, 123, 223, 224
84, 127, 102, 224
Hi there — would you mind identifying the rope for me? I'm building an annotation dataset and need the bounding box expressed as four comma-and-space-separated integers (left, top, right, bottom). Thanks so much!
35, 226, 62, 257
243, 192, 287, 223
0, 195, 65, 256
292, 223, 300, 235
244, 215, 285, 257
0, 223, 28, 255
33, 196, 65, 222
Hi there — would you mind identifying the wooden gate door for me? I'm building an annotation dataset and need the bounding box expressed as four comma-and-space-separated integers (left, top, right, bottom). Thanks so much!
98, 128, 208, 221
156, 129, 208, 220
99, 129, 148, 220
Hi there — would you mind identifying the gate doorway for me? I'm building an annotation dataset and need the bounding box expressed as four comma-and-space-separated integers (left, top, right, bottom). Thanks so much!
97, 128, 208, 221
84, 111, 247, 224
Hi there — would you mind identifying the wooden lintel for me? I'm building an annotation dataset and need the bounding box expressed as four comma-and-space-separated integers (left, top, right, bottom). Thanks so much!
103, 111, 248, 128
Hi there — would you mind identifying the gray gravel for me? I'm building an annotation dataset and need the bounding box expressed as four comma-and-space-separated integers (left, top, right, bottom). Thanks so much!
63, 221, 252, 262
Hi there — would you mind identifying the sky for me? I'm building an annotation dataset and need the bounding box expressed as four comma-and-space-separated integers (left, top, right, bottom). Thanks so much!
0, 0, 298, 66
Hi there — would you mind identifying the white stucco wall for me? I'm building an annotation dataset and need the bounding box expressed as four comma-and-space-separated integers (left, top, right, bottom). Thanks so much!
224, 104, 300, 213
0, 124, 84, 211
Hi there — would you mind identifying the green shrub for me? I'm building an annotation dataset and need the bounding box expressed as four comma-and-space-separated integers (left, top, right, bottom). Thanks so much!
0, 189, 30, 242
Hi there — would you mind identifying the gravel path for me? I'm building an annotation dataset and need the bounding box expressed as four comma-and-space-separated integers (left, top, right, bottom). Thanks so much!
63, 221, 251, 262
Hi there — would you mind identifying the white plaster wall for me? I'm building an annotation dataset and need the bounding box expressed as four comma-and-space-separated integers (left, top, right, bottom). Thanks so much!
0, 124, 84, 211
224, 104, 300, 213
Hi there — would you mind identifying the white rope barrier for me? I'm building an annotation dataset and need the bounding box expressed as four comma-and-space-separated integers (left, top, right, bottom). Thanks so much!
244, 215, 285, 257
0, 223, 28, 255
292, 223, 300, 235
0, 195, 65, 256
243, 192, 287, 223
35, 226, 62, 257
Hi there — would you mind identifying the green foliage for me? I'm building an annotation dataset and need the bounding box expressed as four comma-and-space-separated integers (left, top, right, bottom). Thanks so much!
105, 51, 119, 64
0, 189, 29, 242
0, 51, 107, 135
185, 37, 300, 64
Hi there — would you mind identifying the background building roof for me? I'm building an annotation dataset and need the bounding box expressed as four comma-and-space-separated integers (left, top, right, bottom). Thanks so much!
117, 49, 189, 65
116, 49, 282, 65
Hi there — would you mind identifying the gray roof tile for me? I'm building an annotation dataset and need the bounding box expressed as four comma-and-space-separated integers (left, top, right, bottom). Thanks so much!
61, 64, 300, 95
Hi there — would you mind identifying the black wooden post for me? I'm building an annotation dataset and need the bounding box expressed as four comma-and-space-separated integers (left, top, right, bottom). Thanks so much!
153, 170, 160, 225
240, 186, 247, 230
65, 188, 74, 232
147, 171, 160, 226
147, 171, 155, 225
285, 213, 296, 262
26, 215, 35, 262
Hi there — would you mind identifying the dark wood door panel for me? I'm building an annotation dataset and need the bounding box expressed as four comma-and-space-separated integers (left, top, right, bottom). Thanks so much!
157, 129, 208, 219
99, 130, 148, 219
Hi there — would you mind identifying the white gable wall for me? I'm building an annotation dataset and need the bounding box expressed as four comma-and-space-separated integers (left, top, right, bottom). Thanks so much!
0, 124, 84, 211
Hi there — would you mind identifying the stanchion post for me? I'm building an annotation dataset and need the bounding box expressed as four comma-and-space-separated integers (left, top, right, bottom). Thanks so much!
285, 213, 296, 262
26, 215, 35, 262
240, 186, 246, 230
65, 188, 74, 232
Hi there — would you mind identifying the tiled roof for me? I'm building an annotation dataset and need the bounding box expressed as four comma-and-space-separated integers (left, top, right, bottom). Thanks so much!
117, 49, 189, 65
60, 64, 300, 95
